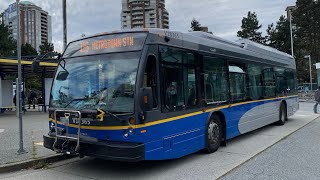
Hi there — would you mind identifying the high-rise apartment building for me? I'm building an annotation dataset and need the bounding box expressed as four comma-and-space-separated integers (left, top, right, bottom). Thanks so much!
121, 0, 169, 29
2, 1, 52, 52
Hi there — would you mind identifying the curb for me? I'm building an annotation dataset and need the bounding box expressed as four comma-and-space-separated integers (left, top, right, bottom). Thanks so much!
217, 115, 320, 180
0, 154, 75, 174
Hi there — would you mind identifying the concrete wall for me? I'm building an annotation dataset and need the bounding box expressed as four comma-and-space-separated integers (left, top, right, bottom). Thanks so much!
0, 79, 13, 107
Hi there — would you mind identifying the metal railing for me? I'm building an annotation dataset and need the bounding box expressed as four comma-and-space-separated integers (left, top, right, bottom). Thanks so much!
298, 91, 316, 102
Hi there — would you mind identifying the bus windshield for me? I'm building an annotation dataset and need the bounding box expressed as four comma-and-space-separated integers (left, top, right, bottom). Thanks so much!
50, 52, 141, 113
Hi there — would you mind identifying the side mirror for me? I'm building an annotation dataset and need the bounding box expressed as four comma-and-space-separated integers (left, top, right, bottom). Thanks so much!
139, 87, 153, 112
56, 71, 69, 81
32, 59, 40, 73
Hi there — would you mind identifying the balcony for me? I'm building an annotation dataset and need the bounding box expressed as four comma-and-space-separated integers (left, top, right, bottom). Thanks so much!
128, 0, 148, 4
132, 21, 144, 26
163, 13, 169, 18
132, 16, 143, 20
132, 11, 143, 16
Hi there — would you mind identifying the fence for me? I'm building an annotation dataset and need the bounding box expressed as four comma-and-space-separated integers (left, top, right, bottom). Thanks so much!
298, 91, 316, 102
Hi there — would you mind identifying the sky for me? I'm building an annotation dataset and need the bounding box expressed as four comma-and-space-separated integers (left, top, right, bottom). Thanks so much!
0, 0, 296, 52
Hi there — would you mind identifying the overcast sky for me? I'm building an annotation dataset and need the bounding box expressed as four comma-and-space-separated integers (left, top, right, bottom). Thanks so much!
0, 0, 296, 52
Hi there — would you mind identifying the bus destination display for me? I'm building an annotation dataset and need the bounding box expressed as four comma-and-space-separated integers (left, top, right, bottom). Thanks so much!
63, 33, 147, 58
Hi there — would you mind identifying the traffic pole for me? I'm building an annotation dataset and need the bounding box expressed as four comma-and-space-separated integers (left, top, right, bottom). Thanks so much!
16, 0, 27, 155
62, 0, 67, 50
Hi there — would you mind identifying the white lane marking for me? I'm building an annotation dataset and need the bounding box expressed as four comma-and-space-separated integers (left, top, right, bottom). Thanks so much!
0, 129, 4, 133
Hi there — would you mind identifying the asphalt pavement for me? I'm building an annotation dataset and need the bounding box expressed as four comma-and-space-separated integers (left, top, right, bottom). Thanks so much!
221, 114, 320, 180
0, 102, 318, 180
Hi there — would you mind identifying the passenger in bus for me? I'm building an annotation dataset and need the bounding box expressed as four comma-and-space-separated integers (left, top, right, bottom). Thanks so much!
166, 82, 177, 109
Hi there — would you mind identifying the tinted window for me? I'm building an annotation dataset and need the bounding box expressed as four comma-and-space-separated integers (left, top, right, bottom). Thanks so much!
285, 69, 297, 95
247, 64, 263, 100
229, 64, 246, 102
160, 46, 198, 111
262, 66, 276, 98
143, 55, 158, 108
274, 67, 287, 95
203, 56, 229, 105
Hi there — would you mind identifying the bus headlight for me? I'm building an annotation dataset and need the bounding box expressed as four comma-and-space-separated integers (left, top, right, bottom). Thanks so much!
50, 122, 55, 129
123, 127, 134, 138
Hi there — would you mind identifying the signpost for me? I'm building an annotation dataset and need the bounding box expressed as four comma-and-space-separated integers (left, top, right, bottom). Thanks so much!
16, 0, 26, 154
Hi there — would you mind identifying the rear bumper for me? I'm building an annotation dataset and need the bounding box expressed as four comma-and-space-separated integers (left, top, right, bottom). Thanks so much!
43, 135, 144, 162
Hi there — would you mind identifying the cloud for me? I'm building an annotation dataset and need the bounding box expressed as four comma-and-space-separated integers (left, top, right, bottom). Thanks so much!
1, 0, 296, 52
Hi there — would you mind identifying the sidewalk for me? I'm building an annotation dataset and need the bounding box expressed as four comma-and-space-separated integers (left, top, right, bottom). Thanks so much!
0, 111, 56, 165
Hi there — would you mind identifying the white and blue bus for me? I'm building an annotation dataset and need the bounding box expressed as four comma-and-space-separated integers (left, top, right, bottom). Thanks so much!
42, 29, 298, 161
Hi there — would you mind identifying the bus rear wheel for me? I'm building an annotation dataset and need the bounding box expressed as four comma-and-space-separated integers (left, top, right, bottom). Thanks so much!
277, 103, 287, 125
205, 115, 222, 153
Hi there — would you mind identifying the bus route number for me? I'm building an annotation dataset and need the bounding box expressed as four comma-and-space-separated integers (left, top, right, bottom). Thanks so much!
164, 31, 181, 39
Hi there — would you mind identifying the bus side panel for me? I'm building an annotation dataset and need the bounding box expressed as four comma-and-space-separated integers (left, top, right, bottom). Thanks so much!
286, 97, 299, 117
222, 102, 263, 139
237, 100, 280, 134
143, 113, 208, 160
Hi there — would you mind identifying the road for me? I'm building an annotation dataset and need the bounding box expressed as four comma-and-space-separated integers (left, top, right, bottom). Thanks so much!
0, 102, 318, 180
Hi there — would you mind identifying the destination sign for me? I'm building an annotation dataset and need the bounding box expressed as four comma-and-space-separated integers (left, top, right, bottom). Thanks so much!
63, 33, 147, 58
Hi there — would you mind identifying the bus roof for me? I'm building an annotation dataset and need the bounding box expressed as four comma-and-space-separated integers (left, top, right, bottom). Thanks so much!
71, 28, 295, 69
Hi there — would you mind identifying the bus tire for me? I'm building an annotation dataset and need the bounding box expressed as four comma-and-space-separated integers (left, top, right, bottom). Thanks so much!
205, 114, 222, 153
277, 103, 287, 125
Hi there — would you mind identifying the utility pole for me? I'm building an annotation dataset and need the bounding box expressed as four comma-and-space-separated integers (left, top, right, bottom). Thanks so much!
16, 0, 27, 155
286, 6, 295, 57
289, 10, 294, 57
62, 0, 67, 51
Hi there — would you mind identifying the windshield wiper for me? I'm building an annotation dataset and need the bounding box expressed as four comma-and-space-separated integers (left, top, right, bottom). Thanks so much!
64, 98, 87, 108
99, 108, 126, 123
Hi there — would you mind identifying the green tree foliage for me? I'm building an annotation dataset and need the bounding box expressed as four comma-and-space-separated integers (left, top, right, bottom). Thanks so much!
292, 0, 320, 82
0, 23, 16, 57
237, 11, 264, 43
26, 74, 41, 90
39, 42, 54, 55
191, 18, 202, 31
265, 15, 291, 54
21, 43, 38, 56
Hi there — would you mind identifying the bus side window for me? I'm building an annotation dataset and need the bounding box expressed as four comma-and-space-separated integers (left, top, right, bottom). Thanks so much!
143, 55, 158, 108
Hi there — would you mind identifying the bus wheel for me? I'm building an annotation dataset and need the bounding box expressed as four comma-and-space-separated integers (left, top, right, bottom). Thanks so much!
278, 103, 287, 125
205, 114, 222, 153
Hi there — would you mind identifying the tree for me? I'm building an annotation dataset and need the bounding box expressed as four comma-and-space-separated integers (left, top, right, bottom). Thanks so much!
265, 15, 291, 54
292, 0, 320, 82
0, 23, 16, 57
39, 42, 54, 55
237, 11, 264, 43
21, 43, 38, 56
191, 18, 202, 31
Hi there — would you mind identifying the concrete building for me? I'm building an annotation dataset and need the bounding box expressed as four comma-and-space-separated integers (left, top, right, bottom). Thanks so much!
2, 1, 52, 52
121, 0, 169, 29
0, 12, 4, 24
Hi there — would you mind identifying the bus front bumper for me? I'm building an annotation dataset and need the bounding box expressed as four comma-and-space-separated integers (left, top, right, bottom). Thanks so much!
43, 135, 144, 162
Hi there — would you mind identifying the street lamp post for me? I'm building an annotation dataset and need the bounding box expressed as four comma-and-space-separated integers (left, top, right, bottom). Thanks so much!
16, 0, 27, 154
289, 10, 294, 57
305, 55, 313, 91
62, 0, 67, 50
